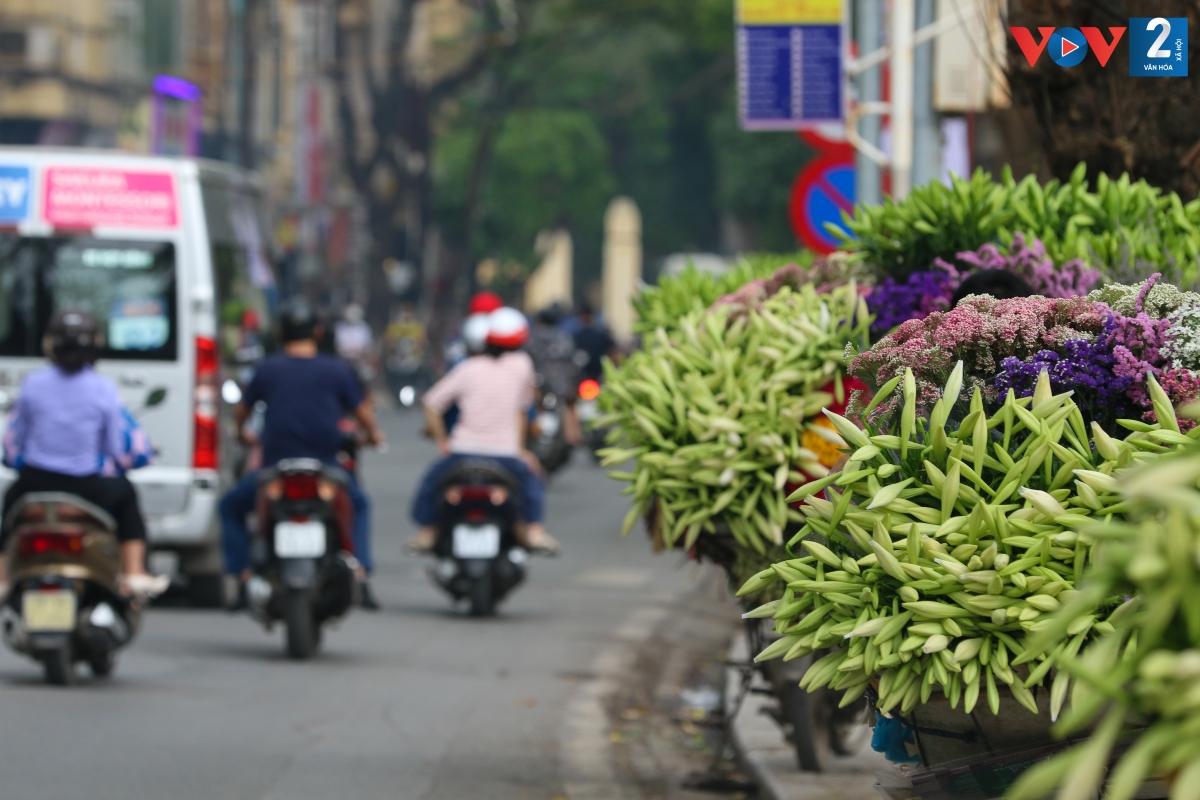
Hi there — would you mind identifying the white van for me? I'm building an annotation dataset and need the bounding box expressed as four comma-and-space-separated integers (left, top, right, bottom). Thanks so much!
0, 148, 277, 605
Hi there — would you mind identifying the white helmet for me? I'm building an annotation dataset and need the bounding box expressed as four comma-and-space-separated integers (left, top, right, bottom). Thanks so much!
486, 307, 530, 349
462, 314, 491, 354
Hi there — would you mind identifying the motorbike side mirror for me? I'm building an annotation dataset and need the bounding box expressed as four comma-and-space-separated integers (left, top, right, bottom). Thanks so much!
144, 387, 168, 408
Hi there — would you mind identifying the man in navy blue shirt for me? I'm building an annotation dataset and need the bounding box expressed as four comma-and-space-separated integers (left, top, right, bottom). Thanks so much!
220, 300, 385, 608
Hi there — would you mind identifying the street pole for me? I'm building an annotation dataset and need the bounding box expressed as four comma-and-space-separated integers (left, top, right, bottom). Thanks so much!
855, 0, 882, 208
239, 0, 258, 169
912, 0, 939, 186
889, 0, 915, 199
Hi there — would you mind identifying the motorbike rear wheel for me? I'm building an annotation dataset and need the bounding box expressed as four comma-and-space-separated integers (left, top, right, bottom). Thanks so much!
467, 573, 495, 617
41, 642, 75, 686
284, 588, 318, 660
88, 649, 116, 678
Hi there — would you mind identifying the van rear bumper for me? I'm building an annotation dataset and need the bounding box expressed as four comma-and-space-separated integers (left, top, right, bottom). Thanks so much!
147, 483, 219, 545
136, 468, 220, 545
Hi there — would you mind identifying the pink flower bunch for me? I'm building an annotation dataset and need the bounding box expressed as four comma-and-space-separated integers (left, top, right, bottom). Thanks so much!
709, 259, 869, 323
850, 294, 1106, 420
710, 264, 810, 320
1146, 368, 1200, 432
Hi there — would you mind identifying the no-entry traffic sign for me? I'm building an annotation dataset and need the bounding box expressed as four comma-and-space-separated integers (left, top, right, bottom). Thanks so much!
789, 133, 854, 253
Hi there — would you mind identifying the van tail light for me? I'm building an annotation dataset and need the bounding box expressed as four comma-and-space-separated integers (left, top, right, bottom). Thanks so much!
19, 531, 84, 558
193, 336, 218, 470
282, 474, 319, 501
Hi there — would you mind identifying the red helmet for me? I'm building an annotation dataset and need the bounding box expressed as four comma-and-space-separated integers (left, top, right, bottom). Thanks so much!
468, 291, 504, 316
486, 307, 529, 349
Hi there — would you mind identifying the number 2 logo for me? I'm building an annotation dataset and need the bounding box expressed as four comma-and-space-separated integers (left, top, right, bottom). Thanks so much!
1146, 17, 1172, 58
1130, 16, 1188, 77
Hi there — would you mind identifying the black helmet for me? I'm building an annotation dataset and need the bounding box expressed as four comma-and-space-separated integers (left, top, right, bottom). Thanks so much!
536, 302, 566, 326
45, 309, 102, 373
279, 298, 318, 343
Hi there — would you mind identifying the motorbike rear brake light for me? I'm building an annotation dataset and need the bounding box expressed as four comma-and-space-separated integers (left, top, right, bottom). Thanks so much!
578, 379, 601, 401
282, 474, 320, 500
466, 509, 486, 522
19, 531, 84, 558
460, 487, 493, 502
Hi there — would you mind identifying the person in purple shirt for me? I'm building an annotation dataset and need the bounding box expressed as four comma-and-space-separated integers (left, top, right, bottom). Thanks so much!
0, 310, 155, 591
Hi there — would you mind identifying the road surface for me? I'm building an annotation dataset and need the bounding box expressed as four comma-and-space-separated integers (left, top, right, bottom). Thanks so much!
0, 408, 710, 800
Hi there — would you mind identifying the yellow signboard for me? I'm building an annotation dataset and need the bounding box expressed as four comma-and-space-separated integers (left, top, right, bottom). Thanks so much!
737, 0, 843, 25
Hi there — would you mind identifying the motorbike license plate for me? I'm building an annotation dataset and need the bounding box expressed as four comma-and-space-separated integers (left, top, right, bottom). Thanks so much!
275, 520, 327, 558
23, 591, 77, 632
578, 399, 599, 422
453, 524, 501, 559
538, 412, 560, 438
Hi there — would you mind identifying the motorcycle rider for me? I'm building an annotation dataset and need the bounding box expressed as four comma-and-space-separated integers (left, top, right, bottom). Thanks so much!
220, 299, 385, 608
334, 303, 374, 364
526, 304, 583, 446
572, 302, 619, 382
443, 292, 503, 435
0, 310, 158, 594
407, 307, 560, 555
444, 292, 503, 368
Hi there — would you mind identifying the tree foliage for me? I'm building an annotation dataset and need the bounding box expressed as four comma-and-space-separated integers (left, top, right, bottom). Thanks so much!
431, 0, 809, 292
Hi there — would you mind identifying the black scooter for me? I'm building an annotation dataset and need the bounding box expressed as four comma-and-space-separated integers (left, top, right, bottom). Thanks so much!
427, 460, 527, 617
527, 386, 572, 477
246, 459, 358, 658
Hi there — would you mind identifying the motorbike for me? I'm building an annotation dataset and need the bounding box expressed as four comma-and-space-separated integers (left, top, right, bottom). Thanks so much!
526, 381, 572, 477
2, 386, 168, 685
385, 336, 427, 409
245, 459, 359, 659
427, 459, 527, 617
2, 494, 138, 685
576, 377, 607, 462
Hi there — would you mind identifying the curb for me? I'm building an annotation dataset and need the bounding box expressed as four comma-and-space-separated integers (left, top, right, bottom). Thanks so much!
726, 634, 889, 800
558, 600, 672, 800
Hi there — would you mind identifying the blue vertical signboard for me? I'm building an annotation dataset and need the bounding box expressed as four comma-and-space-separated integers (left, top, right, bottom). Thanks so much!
737, 0, 845, 130
0, 165, 31, 223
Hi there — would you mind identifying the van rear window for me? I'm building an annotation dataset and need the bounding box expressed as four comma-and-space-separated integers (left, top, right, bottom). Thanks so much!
0, 236, 177, 361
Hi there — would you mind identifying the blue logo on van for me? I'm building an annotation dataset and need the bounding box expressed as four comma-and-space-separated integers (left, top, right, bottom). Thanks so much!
0, 165, 30, 222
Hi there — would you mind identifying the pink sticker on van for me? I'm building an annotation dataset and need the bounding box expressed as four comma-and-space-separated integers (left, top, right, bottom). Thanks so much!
43, 168, 178, 229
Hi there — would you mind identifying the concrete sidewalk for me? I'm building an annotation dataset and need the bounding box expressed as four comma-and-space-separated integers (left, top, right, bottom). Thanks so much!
726, 635, 892, 800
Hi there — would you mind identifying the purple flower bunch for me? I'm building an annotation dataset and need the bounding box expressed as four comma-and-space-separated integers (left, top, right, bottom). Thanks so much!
865, 269, 957, 335
1098, 275, 1174, 407
989, 275, 1200, 428
865, 235, 1100, 336
855, 275, 1200, 432
993, 338, 1133, 424
947, 233, 1100, 299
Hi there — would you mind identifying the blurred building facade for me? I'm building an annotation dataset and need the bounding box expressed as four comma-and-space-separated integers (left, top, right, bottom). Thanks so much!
0, 0, 478, 312
0, 0, 147, 146
0, 0, 343, 296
